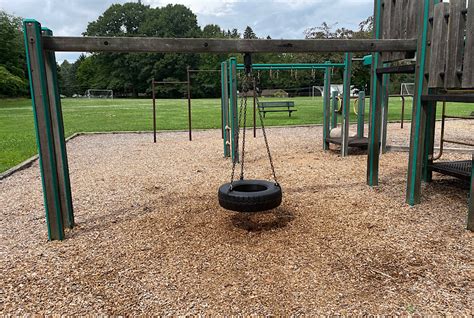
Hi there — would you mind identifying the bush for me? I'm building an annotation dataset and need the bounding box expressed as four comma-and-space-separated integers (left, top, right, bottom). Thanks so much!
0, 65, 28, 97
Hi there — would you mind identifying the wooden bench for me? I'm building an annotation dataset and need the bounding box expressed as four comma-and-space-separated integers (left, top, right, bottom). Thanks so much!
257, 101, 297, 118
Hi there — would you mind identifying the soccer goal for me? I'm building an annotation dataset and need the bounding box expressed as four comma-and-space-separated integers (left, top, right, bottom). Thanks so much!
85, 89, 114, 99
400, 83, 415, 97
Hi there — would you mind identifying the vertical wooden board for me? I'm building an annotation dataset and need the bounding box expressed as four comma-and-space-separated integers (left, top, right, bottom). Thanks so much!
406, 0, 419, 39
23, 21, 64, 240
382, 0, 393, 61
391, 0, 405, 60
357, 91, 366, 138
428, 3, 450, 88
462, 0, 474, 88
42, 28, 74, 229
445, 0, 467, 88
406, 0, 435, 205
381, 72, 390, 153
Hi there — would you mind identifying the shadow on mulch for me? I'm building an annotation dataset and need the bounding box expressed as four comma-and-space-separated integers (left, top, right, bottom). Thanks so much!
230, 207, 295, 232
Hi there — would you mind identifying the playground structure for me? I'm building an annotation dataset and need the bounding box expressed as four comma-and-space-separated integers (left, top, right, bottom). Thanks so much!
22, 0, 473, 240
151, 68, 221, 142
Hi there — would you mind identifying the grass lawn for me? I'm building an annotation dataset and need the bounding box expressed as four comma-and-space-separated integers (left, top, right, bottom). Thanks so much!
0, 96, 472, 173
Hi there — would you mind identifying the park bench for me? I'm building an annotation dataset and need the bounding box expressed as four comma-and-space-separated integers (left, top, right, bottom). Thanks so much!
257, 101, 297, 118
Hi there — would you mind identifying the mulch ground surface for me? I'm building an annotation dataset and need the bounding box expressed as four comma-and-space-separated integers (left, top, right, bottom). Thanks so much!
1, 122, 472, 315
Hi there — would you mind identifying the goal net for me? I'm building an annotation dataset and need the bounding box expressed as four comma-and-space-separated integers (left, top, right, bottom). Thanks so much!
85, 89, 114, 99
400, 83, 415, 97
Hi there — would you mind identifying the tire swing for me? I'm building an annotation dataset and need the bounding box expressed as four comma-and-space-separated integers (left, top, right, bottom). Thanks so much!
218, 54, 282, 213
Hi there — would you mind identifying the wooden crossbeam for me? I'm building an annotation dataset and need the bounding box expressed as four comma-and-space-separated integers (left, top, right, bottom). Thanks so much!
41, 36, 417, 53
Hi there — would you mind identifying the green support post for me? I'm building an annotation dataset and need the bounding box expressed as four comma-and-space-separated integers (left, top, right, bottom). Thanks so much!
367, 0, 384, 186
23, 19, 65, 240
341, 53, 353, 157
331, 91, 338, 129
323, 66, 331, 150
42, 27, 74, 229
381, 65, 390, 154
228, 58, 239, 163
406, 0, 438, 205
422, 95, 437, 182
221, 61, 230, 157
357, 91, 365, 138
468, 154, 474, 231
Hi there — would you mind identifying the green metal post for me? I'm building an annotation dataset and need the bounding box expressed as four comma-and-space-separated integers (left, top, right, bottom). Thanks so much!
323, 66, 331, 150
331, 91, 338, 129
367, 0, 384, 186
357, 91, 366, 138
221, 61, 230, 157
42, 27, 74, 229
381, 65, 390, 154
228, 58, 239, 163
341, 52, 353, 157
468, 154, 474, 231
23, 20, 64, 240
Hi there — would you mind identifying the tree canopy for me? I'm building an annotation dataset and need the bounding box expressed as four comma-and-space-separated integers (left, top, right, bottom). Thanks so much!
0, 4, 388, 98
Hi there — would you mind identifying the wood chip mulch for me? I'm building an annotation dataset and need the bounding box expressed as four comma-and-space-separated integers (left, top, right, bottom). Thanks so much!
0, 122, 473, 315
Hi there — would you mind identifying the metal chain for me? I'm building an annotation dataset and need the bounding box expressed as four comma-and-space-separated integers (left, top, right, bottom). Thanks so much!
229, 89, 246, 188
239, 85, 248, 180
254, 84, 279, 185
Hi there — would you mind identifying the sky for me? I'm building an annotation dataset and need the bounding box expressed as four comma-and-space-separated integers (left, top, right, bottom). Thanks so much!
1, 0, 373, 63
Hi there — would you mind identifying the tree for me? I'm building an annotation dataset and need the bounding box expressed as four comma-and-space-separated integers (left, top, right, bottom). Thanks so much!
243, 26, 257, 39
0, 10, 27, 96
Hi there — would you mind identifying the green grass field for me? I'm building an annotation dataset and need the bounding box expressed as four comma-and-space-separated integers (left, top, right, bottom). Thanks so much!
1, 96, 472, 173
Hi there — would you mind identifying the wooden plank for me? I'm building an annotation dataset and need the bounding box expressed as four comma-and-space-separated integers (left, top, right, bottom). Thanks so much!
331, 91, 338, 129
341, 53, 353, 157
381, 71, 390, 153
367, 0, 384, 186
382, 0, 393, 61
428, 3, 450, 88
406, 0, 419, 39
42, 28, 74, 229
406, 0, 436, 205
462, 0, 474, 88
391, 0, 405, 61
23, 20, 64, 240
41, 36, 417, 54
445, 0, 467, 88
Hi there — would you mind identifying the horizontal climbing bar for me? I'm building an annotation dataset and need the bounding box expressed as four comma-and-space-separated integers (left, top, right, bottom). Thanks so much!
236, 63, 346, 69
41, 36, 417, 53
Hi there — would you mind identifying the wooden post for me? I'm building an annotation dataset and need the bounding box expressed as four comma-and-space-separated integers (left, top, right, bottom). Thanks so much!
357, 91, 365, 138
341, 53, 353, 157
367, 0, 384, 186
468, 154, 474, 231
221, 62, 230, 157
406, 0, 436, 205
187, 66, 192, 141
381, 66, 390, 154
23, 20, 65, 240
42, 27, 74, 229
331, 91, 338, 129
229, 58, 239, 163
323, 66, 331, 150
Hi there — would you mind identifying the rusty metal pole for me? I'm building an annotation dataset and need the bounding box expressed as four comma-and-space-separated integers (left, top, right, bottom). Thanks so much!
187, 66, 192, 141
253, 77, 256, 138
401, 96, 405, 129
152, 78, 156, 143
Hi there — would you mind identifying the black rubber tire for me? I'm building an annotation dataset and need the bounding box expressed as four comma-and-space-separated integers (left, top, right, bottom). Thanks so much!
218, 179, 282, 213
